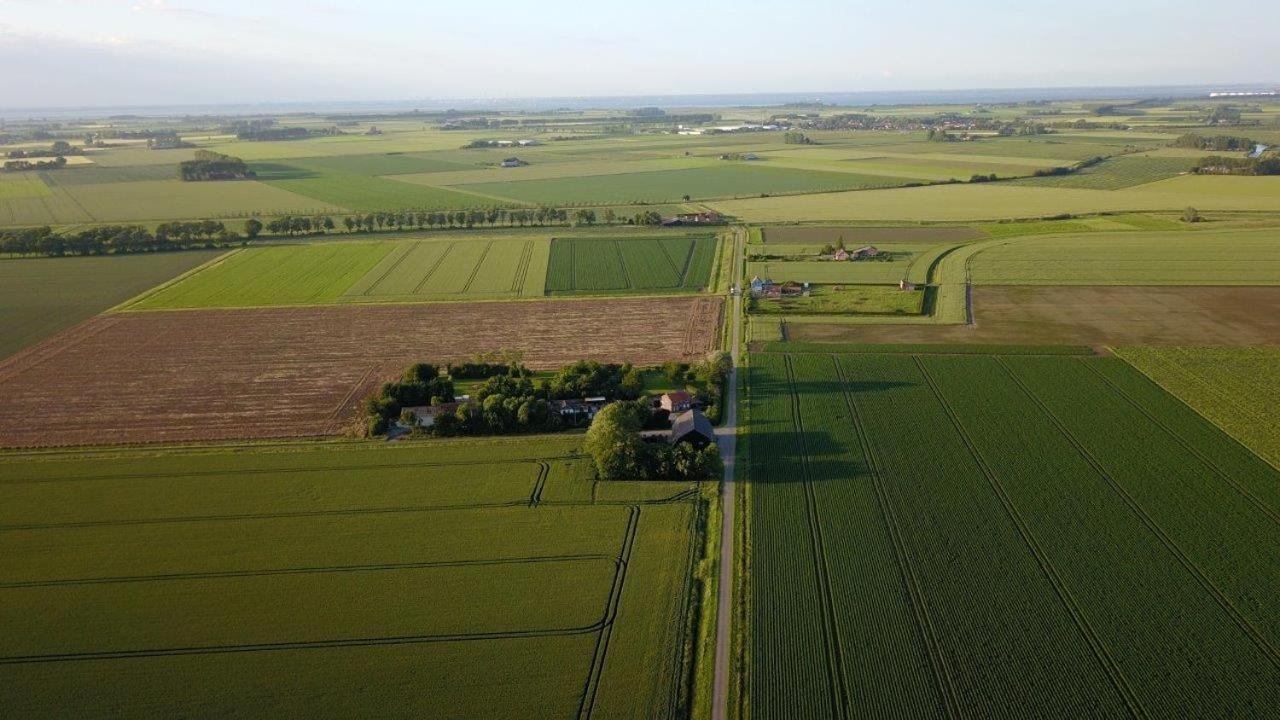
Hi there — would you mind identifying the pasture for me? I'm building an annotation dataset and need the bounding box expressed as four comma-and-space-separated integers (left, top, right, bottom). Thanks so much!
0, 436, 703, 718
0, 251, 223, 359
746, 350, 1280, 719
545, 235, 718, 294
1008, 154, 1195, 190
0, 296, 723, 447
1118, 346, 1280, 469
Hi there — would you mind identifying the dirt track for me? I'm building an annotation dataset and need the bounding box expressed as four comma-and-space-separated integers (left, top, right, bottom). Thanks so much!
0, 296, 722, 448
789, 286, 1280, 346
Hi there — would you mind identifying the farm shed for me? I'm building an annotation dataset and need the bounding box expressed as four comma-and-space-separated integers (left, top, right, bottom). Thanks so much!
670, 409, 715, 449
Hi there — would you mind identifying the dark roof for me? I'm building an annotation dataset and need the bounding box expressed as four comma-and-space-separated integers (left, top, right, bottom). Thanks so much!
671, 409, 714, 444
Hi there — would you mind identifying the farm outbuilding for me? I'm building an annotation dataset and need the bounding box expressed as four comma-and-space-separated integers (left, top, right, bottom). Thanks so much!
670, 409, 715, 449
660, 391, 693, 413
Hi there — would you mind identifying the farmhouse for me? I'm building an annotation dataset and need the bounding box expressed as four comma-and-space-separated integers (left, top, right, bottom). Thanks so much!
851, 245, 880, 260
660, 391, 693, 413
670, 409, 715, 449
899, 279, 917, 291
662, 211, 723, 227
402, 401, 465, 428
558, 396, 611, 421
500, 157, 527, 168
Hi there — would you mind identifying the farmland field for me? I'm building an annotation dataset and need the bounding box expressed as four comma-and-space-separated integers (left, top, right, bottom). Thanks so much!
545, 236, 718, 294
0, 296, 723, 447
970, 228, 1280, 284
460, 165, 908, 205
746, 350, 1280, 719
786, 285, 1280, 346
0, 436, 703, 718
1008, 154, 1195, 190
1117, 346, 1280, 469
0, 251, 223, 359
760, 225, 983, 244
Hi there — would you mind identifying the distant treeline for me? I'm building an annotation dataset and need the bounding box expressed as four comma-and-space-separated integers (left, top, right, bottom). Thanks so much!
1, 221, 237, 257
1032, 155, 1107, 177
2, 157, 67, 172
1172, 134, 1257, 151
7, 141, 82, 159
1193, 155, 1280, 176
221, 119, 344, 142
179, 150, 254, 181
254, 206, 659, 237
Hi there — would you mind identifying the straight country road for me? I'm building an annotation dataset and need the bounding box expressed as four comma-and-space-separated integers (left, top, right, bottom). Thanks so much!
711, 226, 744, 720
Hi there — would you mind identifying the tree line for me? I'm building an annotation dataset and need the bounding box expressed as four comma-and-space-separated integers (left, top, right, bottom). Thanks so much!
248, 206, 660, 238
1, 221, 237, 257
179, 150, 253, 181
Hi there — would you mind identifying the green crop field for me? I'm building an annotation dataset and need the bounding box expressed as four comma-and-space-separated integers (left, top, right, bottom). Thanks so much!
0, 251, 224, 359
343, 237, 550, 299
461, 165, 907, 205
1008, 154, 1196, 190
545, 235, 718, 294
1118, 346, 1280, 469
746, 350, 1280, 720
970, 227, 1280, 284
0, 436, 703, 719
262, 172, 494, 211
126, 241, 397, 309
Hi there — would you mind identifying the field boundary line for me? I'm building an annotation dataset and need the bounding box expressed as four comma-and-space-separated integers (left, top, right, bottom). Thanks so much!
1080, 359, 1280, 525
577, 505, 640, 720
995, 357, 1280, 671
0, 315, 125, 386
461, 240, 495, 294
0, 554, 618, 589
915, 356, 1146, 720
411, 241, 455, 295
782, 356, 849, 720
0, 624, 611, 666
108, 248, 242, 312
833, 355, 962, 720
359, 241, 417, 297
326, 362, 382, 429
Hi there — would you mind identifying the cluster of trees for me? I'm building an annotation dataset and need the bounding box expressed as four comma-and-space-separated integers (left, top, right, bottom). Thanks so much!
7, 141, 83, 158
1, 221, 236, 257
970, 173, 1000, 183
783, 132, 813, 144
234, 126, 340, 141
179, 150, 253, 181
1172, 134, 1257, 151
662, 352, 731, 423
584, 401, 722, 481
364, 363, 457, 435
1193, 155, 1280, 176
363, 359, 654, 439
926, 128, 956, 142
2, 157, 67, 172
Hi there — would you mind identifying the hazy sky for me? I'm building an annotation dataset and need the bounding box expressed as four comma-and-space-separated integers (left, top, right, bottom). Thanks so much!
1, 0, 1275, 108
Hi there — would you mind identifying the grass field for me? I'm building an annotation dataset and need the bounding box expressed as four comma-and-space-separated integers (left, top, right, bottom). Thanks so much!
0, 251, 223, 359
752, 285, 924, 315
0, 436, 704, 718
970, 228, 1280, 284
1117, 346, 1280, 469
343, 237, 551, 299
746, 350, 1280, 719
712, 177, 1280, 222
127, 242, 397, 309
545, 235, 718, 294
461, 165, 908, 205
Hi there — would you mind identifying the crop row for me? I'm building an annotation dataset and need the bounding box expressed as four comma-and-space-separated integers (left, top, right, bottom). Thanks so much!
747, 351, 1280, 719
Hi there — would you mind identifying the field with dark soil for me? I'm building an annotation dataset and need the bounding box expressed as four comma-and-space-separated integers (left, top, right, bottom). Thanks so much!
0, 296, 722, 448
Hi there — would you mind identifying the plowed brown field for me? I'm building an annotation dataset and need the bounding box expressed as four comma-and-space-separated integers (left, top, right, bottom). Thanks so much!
0, 296, 722, 448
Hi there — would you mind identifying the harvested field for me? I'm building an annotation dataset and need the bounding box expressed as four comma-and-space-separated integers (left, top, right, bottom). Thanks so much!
0, 296, 722, 448
785, 286, 1280, 346
760, 225, 983, 244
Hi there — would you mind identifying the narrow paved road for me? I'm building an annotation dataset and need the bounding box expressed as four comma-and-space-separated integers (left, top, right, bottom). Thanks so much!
711, 227, 744, 720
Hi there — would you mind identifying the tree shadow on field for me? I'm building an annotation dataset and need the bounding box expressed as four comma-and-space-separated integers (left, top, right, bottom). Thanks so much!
250, 162, 322, 181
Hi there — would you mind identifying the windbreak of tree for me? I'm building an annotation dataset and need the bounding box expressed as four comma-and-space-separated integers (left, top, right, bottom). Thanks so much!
584, 401, 722, 481
1, 221, 237, 257
7, 140, 84, 159
255, 206, 656, 239
1171, 134, 1258, 152
179, 150, 254, 181
1193, 154, 1280, 176
2, 157, 67, 172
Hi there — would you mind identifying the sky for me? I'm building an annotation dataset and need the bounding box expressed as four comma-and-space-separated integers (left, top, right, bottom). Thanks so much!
0, 0, 1276, 109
